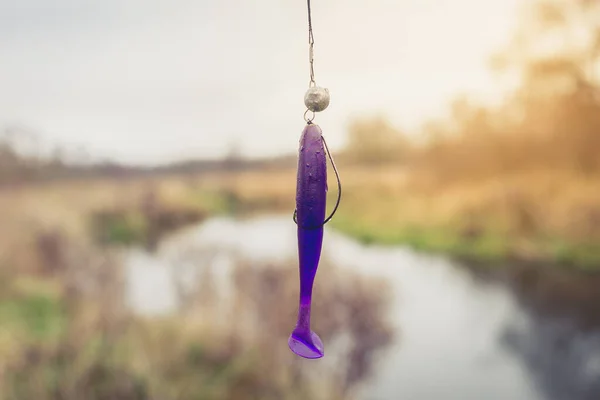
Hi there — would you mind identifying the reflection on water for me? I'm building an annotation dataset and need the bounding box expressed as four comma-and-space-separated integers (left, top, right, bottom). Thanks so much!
503, 315, 600, 400
123, 215, 600, 400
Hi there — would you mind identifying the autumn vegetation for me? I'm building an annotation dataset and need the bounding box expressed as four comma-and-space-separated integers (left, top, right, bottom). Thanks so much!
337, 0, 600, 268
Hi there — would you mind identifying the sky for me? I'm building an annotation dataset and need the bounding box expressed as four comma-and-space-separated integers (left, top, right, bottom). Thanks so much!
0, 0, 520, 165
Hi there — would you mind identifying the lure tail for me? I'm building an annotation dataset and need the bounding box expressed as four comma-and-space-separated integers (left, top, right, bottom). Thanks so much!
288, 124, 327, 359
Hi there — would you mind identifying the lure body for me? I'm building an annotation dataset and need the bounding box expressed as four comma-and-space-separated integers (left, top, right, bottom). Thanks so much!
288, 123, 327, 359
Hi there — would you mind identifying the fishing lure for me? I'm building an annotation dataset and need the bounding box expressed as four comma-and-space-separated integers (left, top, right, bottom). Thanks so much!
288, 0, 341, 360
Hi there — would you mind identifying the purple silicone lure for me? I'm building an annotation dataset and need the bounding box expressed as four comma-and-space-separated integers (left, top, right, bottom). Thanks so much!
288, 123, 328, 359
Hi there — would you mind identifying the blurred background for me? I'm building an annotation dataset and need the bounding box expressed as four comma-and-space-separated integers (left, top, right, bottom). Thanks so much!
1, 0, 600, 399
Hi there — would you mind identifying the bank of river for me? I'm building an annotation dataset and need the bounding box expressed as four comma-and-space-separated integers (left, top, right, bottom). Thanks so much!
329, 213, 600, 271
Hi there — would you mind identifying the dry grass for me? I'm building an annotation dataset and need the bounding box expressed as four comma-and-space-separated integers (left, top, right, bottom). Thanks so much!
186, 165, 600, 268
336, 168, 600, 267
2, 154, 597, 272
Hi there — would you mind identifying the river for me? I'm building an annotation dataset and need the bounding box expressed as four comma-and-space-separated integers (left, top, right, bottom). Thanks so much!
123, 215, 600, 400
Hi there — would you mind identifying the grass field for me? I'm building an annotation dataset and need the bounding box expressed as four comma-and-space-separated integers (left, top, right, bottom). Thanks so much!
2, 161, 598, 271
189, 164, 600, 270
